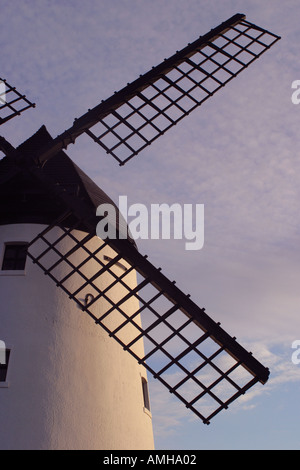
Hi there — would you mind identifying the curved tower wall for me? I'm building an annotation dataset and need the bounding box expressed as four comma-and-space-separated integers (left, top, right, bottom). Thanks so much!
0, 223, 154, 450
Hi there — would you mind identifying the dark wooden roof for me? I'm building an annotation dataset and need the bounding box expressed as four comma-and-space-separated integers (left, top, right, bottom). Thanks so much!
0, 126, 130, 241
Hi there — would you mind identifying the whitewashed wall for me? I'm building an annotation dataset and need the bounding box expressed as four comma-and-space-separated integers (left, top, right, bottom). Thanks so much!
0, 223, 154, 450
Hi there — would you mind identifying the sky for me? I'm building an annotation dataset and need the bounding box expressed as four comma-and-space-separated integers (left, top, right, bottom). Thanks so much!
1, 0, 300, 450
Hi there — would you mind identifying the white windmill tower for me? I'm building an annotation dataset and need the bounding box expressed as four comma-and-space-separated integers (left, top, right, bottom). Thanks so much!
0, 14, 280, 450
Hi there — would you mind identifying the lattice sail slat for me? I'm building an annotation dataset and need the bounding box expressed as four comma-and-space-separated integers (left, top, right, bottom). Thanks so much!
35, 14, 280, 167
26, 211, 269, 424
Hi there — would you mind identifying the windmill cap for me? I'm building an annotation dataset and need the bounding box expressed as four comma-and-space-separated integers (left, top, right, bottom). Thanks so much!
0, 126, 134, 245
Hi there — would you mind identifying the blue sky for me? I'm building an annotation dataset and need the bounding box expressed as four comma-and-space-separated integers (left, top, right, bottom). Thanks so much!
2, 0, 300, 450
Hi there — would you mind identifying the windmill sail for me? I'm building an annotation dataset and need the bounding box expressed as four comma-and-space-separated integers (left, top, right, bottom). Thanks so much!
0, 78, 35, 125
26, 205, 269, 425
35, 13, 280, 166
19, 152, 269, 425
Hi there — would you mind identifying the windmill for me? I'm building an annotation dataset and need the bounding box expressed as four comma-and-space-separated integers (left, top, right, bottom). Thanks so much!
0, 14, 280, 450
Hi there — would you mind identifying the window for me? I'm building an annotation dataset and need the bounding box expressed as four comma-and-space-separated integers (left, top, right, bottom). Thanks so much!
1, 243, 28, 271
142, 377, 151, 412
0, 349, 10, 383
